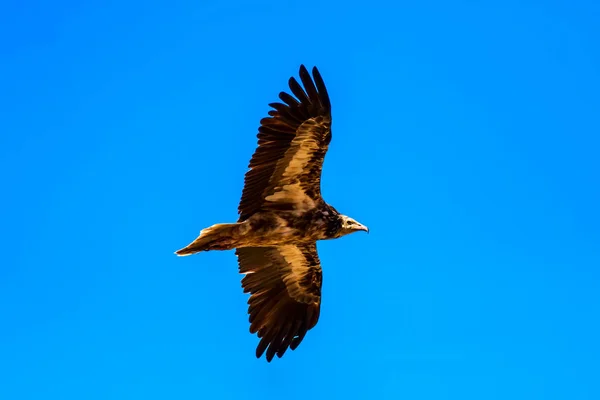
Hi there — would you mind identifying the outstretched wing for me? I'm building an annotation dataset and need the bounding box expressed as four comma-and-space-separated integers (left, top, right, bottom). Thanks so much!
236, 243, 322, 362
238, 65, 332, 221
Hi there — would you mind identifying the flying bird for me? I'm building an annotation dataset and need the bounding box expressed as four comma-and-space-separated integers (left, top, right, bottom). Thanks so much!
175, 65, 368, 362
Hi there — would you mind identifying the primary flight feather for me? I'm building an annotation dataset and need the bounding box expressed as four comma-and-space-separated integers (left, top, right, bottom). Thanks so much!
175, 65, 368, 362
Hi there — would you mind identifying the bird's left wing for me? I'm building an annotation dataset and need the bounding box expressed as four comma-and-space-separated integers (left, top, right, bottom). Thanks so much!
238, 65, 332, 221
235, 242, 322, 362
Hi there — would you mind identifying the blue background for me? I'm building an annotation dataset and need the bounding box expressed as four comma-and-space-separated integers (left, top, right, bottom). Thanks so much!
1, 1, 599, 399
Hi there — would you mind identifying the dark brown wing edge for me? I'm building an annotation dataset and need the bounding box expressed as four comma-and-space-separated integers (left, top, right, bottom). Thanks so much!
237, 65, 332, 221
236, 244, 322, 362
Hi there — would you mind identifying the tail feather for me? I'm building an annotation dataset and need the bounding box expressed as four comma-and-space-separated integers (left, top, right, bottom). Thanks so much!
175, 223, 240, 256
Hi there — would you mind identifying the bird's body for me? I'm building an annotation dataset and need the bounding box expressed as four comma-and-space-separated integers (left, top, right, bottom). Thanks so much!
176, 65, 367, 362
186, 205, 347, 251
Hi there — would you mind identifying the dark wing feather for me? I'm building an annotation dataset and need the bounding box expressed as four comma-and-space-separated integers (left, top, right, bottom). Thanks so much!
238, 65, 332, 221
236, 243, 322, 362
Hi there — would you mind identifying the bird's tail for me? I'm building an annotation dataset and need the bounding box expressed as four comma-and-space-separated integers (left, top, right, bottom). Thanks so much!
175, 223, 241, 256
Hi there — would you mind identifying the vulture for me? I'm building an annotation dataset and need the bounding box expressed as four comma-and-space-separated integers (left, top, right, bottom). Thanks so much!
175, 65, 368, 362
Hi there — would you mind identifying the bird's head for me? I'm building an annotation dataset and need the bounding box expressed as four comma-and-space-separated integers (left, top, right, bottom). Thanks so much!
339, 215, 369, 236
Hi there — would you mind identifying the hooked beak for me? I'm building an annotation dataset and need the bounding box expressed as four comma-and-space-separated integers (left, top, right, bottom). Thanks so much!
356, 222, 369, 233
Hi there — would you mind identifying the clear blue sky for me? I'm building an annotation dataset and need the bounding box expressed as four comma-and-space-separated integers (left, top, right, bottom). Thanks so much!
1, 1, 599, 399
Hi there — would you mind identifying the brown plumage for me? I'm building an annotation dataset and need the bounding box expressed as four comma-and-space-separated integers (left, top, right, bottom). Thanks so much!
238, 65, 332, 221
237, 244, 321, 361
175, 65, 368, 362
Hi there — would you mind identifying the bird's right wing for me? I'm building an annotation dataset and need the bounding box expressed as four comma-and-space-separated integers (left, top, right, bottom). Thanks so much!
235, 242, 322, 362
238, 65, 332, 221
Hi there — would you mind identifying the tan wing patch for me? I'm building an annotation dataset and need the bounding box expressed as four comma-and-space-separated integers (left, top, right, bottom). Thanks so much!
264, 183, 316, 211
277, 244, 322, 304
281, 137, 321, 179
263, 117, 330, 212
